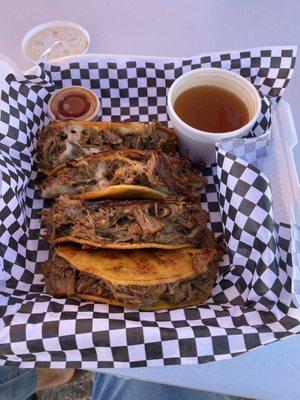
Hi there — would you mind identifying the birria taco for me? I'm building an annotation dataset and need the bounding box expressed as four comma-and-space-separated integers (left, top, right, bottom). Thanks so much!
40, 150, 206, 200
42, 196, 213, 249
42, 245, 221, 310
37, 120, 177, 174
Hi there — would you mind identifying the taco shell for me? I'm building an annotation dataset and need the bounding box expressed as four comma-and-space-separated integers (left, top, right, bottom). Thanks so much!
52, 236, 189, 250
41, 149, 205, 201
77, 283, 214, 311
55, 245, 219, 286
43, 245, 219, 310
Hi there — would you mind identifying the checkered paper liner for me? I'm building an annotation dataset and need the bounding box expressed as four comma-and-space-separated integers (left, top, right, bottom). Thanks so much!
0, 46, 299, 369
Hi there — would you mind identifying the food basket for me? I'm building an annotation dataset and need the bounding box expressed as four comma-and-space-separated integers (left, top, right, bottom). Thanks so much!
0, 46, 299, 369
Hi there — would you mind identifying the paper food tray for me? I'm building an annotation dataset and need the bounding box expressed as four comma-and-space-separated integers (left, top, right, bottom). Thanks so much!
0, 47, 299, 369
23, 53, 300, 304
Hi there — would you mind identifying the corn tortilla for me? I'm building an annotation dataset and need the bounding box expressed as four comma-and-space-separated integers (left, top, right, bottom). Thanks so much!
55, 245, 219, 286
52, 237, 190, 250
77, 282, 214, 310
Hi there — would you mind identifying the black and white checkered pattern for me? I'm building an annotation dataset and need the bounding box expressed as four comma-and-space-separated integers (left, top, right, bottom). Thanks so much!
0, 47, 299, 369
292, 223, 300, 306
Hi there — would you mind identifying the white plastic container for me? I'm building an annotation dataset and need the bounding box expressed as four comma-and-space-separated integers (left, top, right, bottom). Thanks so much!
22, 21, 90, 63
257, 100, 300, 306
47, 86, 100, 122
167, 68, 261, 164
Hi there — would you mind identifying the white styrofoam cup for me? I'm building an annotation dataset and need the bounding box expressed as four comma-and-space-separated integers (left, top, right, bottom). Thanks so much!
167, 68, 261, 164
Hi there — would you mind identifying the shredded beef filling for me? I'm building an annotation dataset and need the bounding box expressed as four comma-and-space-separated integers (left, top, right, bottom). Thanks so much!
42, 254, 216, 307
37, 121, 176, 171
42, 256, 76, 297
41, 151, 206, 200
42, 196, 210, 247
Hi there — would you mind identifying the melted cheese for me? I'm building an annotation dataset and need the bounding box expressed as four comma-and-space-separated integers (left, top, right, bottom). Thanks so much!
59, 140, 99, 165
60, 141, 77, 163
42, 183, 77, 198
95, 162, 109, 188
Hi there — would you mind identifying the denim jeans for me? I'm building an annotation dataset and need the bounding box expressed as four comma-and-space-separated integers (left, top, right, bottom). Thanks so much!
0, 366, 230, 400
92, 373, 230, 400
0, 366, 37, 400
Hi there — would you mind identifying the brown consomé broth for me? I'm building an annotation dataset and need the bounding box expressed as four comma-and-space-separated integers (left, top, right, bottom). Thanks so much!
174, 85, 249, 133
